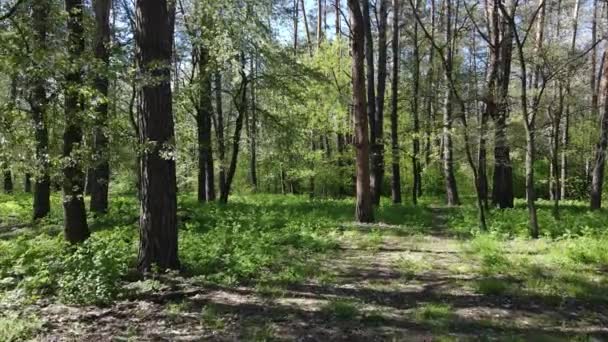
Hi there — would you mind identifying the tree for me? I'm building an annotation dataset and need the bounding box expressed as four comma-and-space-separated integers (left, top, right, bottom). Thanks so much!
390, 0, 401, 204
590, 52, 608, 210
135, 0, 179, 271
348, 0, 374, 223
372, 0, 388, 205
90, 0, 112, 214
63, 0, 90, 244
30, 0, 51, 220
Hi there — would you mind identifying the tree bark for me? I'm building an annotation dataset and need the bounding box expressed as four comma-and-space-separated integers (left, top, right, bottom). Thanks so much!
214, 73, 227, 201
390, 0, 401, 204
90, 0, 112, 214
135, 0, 179, 271
31, 0, 51, 219
24, 174, 32, 193
590, 52, 608, 210
3, 170, 12, 194
491, 2, 514, 209
442, 0, 460, 206
349, 0, 374, 222
411, 0, 422, 205
220, 55, 248, 204
197, 47, 215, 202
249, 54, 258, 189
63, 0, 90, 244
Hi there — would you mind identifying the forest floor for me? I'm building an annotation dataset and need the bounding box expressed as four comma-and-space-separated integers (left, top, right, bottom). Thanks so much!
2, 195, 608, 341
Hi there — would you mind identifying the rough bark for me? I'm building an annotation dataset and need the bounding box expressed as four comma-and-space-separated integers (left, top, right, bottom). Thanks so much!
492, 0, 514, 209
196, 47, 215, 202
348, 0, 374, 222
63, 0, 90, 244
220, 56, 248, 204
135, 0, 179, 271
442, 0, 460, 206
31, 0, 51, 219
590, 52, 608, 210
390, 0, 401, 204
362, 0, 379, 204
371, 0, 388, 205
90, 0, 112, 214
214, 73, 227, 201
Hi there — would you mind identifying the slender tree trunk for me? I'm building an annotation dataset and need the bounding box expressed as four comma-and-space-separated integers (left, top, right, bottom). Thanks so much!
372, 0, 388, 205
317, 0, 323, 48
63, 0, 90, 244
423, 0, 436, 166
31, 0, 51, 219
293, 0, 299, 53
390, 0, 401, 204
214, 73, 227, 201
135, 0, 179, 271
90, 0, 112, 214
442, 0, 459, 206
197, 47, 215, 202
249, 54, 258, 189
590, 52, 608, 210
348, 0, 374, 222
591, 0, 599, 119
411, 0, 422, 205
221, 55, 248, 204
301, 0, 313, 55
560, 0, 580, 200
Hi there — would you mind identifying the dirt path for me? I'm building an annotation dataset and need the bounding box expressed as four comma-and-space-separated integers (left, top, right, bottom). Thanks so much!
29, 208, 608, 341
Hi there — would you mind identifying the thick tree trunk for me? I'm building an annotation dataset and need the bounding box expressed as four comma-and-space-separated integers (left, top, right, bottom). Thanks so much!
492, 2, 514, 209
390, 0, 401, 204
348, 0, 374, 222
90, 0, 112, 214
370, 0, 387, 205
24, 174, 32, 193
135, 0, 179, 271
3, 170, 12, 194
197, 47, 215, 202
63, 0, 90, 244
31, 0, 51, 219
442, 0, 459, 206
590, 52, 608, 210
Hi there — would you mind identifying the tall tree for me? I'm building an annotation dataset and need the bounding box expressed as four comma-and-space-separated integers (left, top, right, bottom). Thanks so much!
197, 46, 215, 202
590, 52, 608, 210
442, 0, 460, 206
411, 0, 422, 204
90, 0, 112, 214
63, 0, 90, 244
372, 0, 388, 205
390, 0, 401, 204
30, 0, 51, 219
135, 0, 179, 271
348, 0, 374, 222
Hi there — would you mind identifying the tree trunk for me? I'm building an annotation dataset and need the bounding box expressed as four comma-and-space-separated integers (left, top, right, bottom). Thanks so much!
348, 0, 374, 222
24, 174, 32, 193
317, 0, 323, 48
220, 55, 248, 204
590, 52, 608, 210
90, 0, 112, 214
591, 0, 599, 119
293, 0, 299, 53
362, 0, 379, 204
492, 1, 514, 209
197, 47, 215, 202
3, 170, 12, 194
390, 0, 401, 204
300, 0, 313, 55
31, 0, 51, 220
411, 0, 422, 205
442, 0, 459, 206
424, 0, 436, 166
135, 0, 179, 271
213, 73, 227, 201
249, 54, 258, 189
63, 0, 90, 244
371, 0, 388, 205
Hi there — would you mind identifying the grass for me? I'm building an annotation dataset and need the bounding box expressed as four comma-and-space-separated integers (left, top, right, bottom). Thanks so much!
321, 299, 360, 320
0, 312, 42, 342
